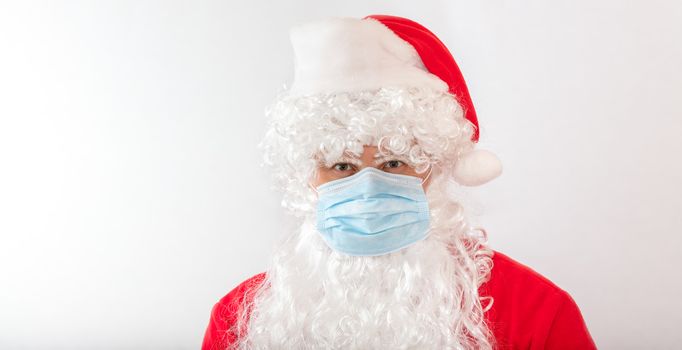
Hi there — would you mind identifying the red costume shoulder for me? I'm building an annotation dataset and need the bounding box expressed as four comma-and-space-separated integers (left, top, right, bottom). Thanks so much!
202, 251, 596, 349
481, 251, 597, 349
201, 273, 266, 350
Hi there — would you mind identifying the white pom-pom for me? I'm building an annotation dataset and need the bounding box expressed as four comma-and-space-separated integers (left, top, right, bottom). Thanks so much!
452, 149, 502, 186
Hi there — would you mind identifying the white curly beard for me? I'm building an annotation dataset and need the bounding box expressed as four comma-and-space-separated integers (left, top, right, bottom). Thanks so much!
234, 175, 494, 350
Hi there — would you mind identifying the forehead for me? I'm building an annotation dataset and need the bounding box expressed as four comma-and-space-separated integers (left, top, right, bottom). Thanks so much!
342, 146, 399, 157
316, 144, 408, 165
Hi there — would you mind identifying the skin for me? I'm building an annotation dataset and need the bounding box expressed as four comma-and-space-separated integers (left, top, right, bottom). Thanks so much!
310, 145, 432, 192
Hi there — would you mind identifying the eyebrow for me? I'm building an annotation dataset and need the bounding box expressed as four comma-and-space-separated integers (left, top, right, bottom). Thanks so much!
335, 152, 406, 165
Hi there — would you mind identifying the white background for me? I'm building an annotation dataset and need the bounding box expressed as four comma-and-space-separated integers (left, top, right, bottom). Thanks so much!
1, 1, 681, 349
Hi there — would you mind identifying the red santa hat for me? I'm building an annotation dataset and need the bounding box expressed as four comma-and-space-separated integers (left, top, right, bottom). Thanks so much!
289, 15, 502, 186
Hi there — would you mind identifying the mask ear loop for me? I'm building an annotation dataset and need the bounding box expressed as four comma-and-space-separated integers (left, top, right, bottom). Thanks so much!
308, 181, 319, 195
421, 165, 433, 185
308, 169, 320, 195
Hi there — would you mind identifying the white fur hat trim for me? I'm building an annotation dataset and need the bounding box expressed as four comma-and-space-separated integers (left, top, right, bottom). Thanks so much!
288, 18, 448, 96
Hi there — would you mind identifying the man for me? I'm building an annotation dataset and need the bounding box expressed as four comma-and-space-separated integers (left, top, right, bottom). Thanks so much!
202, 15, 596, 349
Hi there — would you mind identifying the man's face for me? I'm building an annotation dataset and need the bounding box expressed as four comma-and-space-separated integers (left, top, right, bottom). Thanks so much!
310, 145, 432, 191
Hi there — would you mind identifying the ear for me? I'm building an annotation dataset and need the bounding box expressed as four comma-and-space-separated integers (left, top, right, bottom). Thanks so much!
452, 149, 502, 186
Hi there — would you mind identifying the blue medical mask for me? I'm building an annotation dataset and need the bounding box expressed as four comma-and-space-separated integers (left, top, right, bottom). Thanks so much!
314, 167, 432, 256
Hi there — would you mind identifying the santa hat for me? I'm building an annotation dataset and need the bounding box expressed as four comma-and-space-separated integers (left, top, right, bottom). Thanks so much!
288, 15, 502, 186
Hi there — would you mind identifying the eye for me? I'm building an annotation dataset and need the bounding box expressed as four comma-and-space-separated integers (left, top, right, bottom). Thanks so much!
382, 160, 405, 169
332, 162, 355, 172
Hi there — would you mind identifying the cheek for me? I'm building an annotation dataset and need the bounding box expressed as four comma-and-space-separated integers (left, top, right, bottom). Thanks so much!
313, 168, 334, 186
393, 166, 420, 178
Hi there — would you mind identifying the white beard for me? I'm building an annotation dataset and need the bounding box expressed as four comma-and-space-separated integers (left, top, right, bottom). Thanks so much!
234, 178, 494, 350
